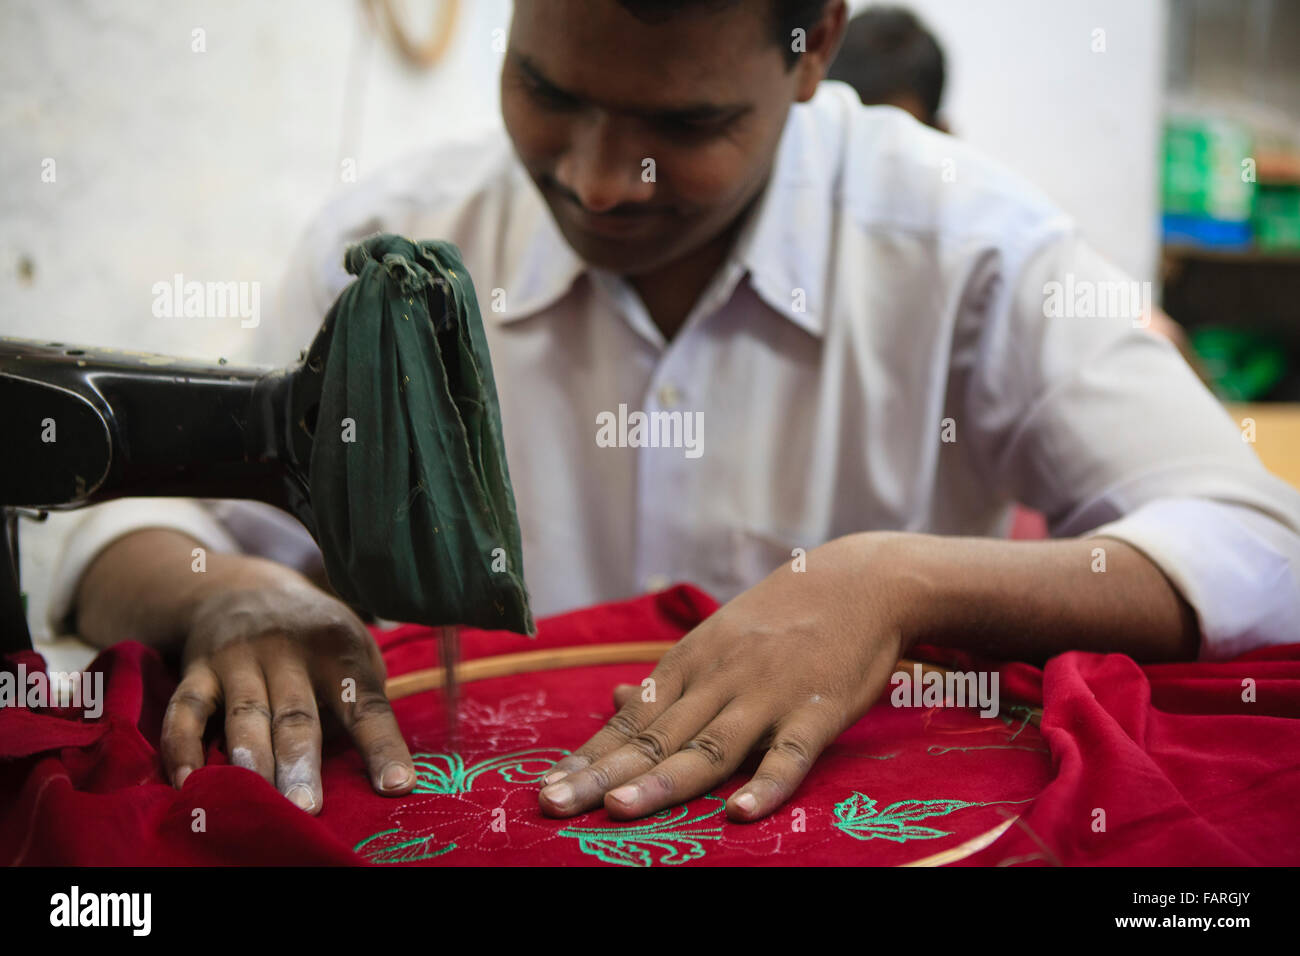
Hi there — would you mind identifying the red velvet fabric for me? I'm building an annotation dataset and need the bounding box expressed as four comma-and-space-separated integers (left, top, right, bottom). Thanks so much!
2, 584, 1296, 866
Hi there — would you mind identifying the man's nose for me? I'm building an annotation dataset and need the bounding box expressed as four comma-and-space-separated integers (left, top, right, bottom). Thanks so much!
554, 115, 655, 213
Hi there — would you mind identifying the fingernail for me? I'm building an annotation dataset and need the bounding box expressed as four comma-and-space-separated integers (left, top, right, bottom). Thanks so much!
608, 785, 638, 807
541, 781, 574, 808
542, 770, 568, 786
173, 766, 192, 789
286, 785, 317, 812
379, 763, 412, 791
734, 792, 757, 814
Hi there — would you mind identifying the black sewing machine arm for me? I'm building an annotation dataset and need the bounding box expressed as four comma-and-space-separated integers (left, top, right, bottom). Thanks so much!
0, 306, 340, 649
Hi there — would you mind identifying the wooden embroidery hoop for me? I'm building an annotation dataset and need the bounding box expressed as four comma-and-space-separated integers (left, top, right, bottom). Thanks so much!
385, 642, 1043, 723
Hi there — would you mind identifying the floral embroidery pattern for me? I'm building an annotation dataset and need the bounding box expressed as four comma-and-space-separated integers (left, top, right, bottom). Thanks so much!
833, 792, 1035, 843
351, 682, 1049, 866
410, 748, 569, 794
555, 796, 727, 867
354, 748, 568, 863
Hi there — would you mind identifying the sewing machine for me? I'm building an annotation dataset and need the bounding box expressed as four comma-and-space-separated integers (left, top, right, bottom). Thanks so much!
0, 315, 461, 718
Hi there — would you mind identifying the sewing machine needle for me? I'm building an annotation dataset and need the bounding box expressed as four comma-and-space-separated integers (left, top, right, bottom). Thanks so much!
439, 625, 460, 748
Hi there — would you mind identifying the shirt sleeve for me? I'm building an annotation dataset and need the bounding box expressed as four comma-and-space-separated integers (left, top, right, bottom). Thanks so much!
38, 498, 242, 639
961, 228, 1300, 659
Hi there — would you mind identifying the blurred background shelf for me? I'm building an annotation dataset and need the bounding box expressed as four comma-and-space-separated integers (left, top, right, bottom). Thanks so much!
1160, 0, 1300, 402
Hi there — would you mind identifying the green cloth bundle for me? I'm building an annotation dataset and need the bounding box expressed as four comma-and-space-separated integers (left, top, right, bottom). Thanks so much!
308, 234, 533, 634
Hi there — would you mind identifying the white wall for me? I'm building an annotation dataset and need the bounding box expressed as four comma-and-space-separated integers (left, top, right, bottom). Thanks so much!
0, 0, 513, 367
854, 0, 1169, 282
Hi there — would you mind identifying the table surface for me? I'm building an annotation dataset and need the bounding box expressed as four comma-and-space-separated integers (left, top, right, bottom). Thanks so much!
1226, 402, 1300, 490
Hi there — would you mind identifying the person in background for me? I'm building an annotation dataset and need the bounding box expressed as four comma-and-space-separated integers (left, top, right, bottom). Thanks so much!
825, 5, 947, 130
827, 4, 1208, 379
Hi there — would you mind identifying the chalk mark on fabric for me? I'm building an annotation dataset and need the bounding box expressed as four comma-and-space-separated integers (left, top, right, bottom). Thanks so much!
410, 690, 566, 752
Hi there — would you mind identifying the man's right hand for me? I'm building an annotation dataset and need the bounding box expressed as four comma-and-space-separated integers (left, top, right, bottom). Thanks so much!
75, 529, 416, 814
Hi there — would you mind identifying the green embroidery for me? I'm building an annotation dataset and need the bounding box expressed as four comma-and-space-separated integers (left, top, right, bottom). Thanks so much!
1004, 706, 1034, 742
411, 747, 569, 794
354, 747, 568, 864
354, 827, 458, 864
833, 791, 1035, 843
556, 796, 727, 867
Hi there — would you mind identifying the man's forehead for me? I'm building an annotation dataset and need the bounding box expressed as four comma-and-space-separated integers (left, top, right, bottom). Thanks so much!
509, 0, 775, 109
510, 52, 751, 119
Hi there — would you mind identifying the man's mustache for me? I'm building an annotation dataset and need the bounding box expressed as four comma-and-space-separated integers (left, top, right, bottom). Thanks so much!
544, 177, 665, 218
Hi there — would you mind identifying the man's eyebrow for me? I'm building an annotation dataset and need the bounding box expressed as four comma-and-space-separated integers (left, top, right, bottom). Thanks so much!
513, 54, 750, 122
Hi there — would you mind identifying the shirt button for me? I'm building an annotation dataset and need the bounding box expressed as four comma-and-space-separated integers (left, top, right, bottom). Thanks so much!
656, 382, 681, 409
645, 573, 671, 592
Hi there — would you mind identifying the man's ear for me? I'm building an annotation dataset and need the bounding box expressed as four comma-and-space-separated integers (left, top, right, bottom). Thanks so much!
793, 0, 848, 102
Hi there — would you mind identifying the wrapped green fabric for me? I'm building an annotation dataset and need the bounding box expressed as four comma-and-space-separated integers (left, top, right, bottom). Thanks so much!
308, 234, 533, 634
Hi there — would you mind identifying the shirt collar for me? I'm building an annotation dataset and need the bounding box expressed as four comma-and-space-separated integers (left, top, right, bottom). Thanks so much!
493, 98, 832, 339
728, 105, 831, 338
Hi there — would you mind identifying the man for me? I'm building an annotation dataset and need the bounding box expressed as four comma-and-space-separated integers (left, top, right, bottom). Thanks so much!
57, 0, 1300, 825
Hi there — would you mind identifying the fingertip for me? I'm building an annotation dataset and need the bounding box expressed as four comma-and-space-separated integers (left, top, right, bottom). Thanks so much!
376, 761, 415, 794
173, 765, 193, 789
611, 686, 637, 708
726, 789, 761, 822
538, 780, 578, 817
285, 784, 320, 814
603, 783, 649, 820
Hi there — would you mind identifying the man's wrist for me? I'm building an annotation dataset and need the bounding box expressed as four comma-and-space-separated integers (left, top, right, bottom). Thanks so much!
826, 530, 937, 655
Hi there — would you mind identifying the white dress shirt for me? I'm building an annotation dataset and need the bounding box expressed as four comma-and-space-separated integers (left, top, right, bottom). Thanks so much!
30, 80, 1300, 662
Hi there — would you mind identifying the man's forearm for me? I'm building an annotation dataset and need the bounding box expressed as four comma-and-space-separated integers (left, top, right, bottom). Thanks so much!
75, 528, 302, 654
859, 532, 1201, 664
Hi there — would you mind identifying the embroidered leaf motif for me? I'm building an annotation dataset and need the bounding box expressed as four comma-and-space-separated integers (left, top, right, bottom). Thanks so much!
354, 827, 457, 864
557, 797, 727, 867
833, 792, 982, 843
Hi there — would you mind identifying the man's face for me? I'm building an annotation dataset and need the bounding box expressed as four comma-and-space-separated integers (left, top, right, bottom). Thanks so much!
501, 0, 822, 276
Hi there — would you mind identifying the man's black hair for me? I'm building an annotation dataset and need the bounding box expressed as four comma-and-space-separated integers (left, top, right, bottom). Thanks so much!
614, 0, 832, 68
825, 5, 945, 122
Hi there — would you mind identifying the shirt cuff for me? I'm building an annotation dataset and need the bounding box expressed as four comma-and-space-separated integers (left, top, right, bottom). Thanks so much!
44, 498, 241, 638
1088, 497, 1300, 660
